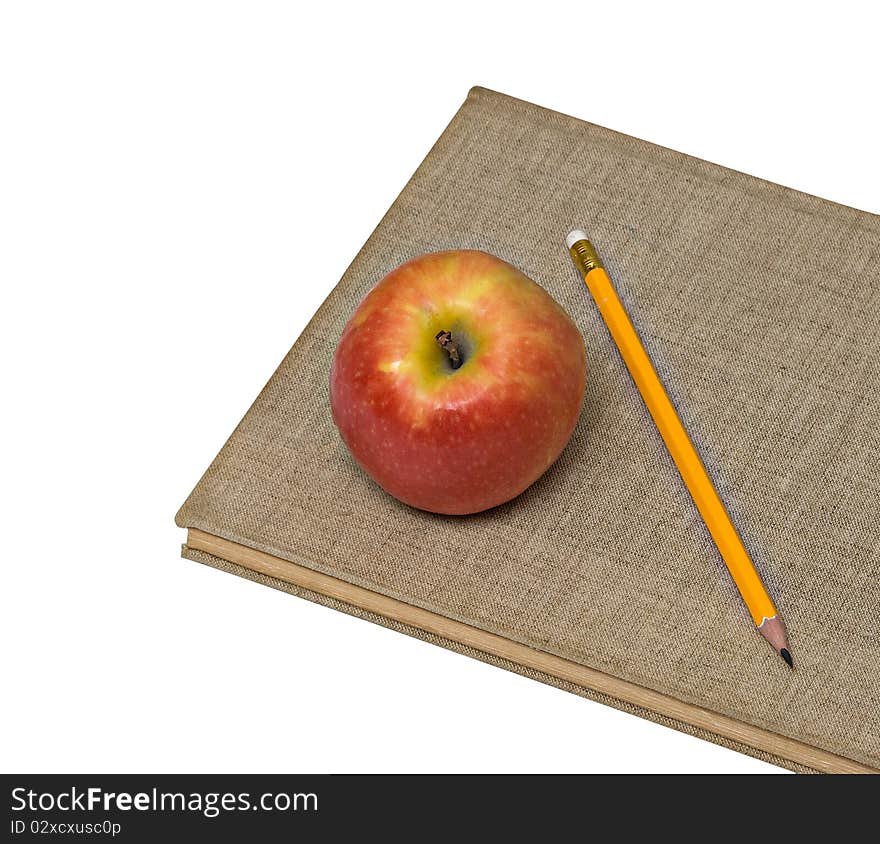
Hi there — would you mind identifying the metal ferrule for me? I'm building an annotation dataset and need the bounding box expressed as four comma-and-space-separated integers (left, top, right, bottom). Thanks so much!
568, 238, 604, 277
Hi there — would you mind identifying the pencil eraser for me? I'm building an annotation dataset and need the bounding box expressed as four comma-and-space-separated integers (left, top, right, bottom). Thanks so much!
566, 229, 588, 249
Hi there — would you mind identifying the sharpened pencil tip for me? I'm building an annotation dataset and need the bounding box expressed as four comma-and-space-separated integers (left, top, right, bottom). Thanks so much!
780, 648, 793, 669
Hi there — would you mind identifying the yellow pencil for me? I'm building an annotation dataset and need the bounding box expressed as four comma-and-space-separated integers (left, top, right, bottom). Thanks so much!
566, 231, 792, 667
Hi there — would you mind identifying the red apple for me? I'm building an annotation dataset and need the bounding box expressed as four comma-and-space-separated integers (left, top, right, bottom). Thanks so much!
330, 250, 586, 514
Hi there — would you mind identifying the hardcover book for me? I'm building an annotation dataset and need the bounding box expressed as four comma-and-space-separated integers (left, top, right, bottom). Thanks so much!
176, 87, 880, 772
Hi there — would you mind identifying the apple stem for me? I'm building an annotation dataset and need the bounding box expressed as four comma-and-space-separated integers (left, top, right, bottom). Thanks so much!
435, 330, 463, 370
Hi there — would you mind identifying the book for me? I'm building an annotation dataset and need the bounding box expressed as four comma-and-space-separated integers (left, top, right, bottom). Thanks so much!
176, 87, 880, 773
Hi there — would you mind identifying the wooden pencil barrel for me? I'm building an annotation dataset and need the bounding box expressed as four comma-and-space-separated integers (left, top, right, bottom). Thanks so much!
578, 260, 778, 628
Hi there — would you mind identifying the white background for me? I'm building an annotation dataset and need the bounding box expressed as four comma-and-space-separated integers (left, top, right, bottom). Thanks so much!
2, 2, 877, 774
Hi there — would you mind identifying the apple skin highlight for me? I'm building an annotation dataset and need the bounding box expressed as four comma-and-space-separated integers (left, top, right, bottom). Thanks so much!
330, 250, 587, 515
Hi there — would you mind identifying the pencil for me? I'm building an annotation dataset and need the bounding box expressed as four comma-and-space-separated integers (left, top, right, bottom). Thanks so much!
566, 230, 792, 668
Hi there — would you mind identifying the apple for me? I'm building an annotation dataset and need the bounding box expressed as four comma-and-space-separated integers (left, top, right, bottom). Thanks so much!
330, 250, 586, 515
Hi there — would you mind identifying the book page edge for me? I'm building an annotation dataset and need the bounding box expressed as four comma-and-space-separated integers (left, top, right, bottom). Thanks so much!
184, 528, 875, 774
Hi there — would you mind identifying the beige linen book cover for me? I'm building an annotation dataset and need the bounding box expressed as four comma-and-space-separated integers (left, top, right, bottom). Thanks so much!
176, 87, 880, 773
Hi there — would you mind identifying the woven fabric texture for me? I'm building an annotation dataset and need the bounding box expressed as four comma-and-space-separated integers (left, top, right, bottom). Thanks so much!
177, 87, 880, 769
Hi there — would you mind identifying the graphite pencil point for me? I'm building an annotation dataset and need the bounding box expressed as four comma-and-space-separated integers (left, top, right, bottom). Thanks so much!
780, 648, 793, 669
